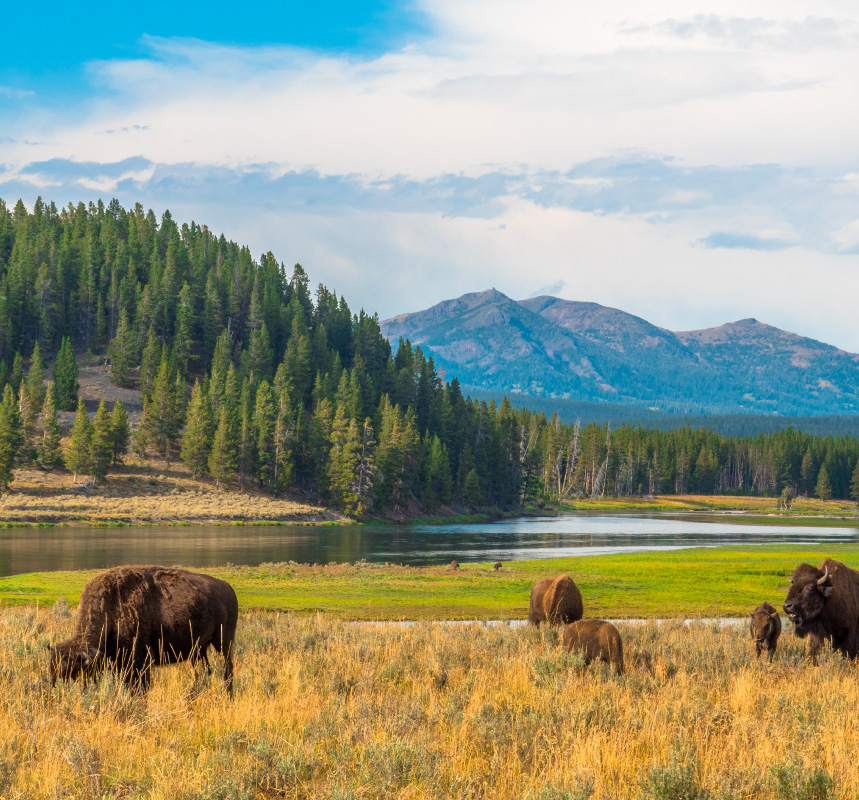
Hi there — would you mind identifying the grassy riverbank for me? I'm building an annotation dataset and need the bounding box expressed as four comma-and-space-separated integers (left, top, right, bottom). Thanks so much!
557, 493, 859, 519
4, 608, 857, 799
4, 544, 859, 619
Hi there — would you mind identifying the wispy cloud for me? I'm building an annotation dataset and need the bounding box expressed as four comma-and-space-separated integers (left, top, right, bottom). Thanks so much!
1, 1, 859, 350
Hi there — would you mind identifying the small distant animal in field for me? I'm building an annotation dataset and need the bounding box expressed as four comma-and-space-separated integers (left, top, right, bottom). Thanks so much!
783, 558, 859, 663
494, 562, 503, 572
563, 620, 624, 674
528, 574, 583, 626
48, 565, 238, 695
450, 560, 459, 570
749, 602, 781, 662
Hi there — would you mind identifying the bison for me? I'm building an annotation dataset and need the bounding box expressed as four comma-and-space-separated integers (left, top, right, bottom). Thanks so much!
49, 565, 238, 694
783, 558, 859, 662
528, 574, 583, 626
749, 602, 781, 662
562, 620, 624, 674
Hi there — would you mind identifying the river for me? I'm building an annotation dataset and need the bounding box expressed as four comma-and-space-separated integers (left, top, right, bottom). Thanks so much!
0, 513, 856, 577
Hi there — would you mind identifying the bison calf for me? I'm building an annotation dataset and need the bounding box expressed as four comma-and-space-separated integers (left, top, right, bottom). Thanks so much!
528, 574, 583, 626
49, 565, 238, 695
749, 602, 781, 662
563, 620, 624, 674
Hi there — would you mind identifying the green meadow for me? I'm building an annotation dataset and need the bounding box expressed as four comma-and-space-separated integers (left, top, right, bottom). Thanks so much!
2, 543, 858, 619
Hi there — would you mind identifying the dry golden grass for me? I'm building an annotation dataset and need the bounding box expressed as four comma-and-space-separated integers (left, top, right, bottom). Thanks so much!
0, 459, 342, 525
568, 494, 858, 518
2, 606, 855, 799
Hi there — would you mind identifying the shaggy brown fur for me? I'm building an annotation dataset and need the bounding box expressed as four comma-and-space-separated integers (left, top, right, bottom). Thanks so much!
494, 562, 503, 572
749, 602, 781, 662
563, 620, 624, 674
783, 558, 859, 663
49, 566, 238, 694
528, 574, 583, 626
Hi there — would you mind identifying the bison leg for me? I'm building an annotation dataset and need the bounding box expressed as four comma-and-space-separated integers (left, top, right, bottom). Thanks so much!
766, 647, 775, 663
808, 634, 824, 666
191, 642, 212, 675
755, 642, 762, 659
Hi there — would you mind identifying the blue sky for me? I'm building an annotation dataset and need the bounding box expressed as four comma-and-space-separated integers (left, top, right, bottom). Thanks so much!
1, 2, 428, 94
2, 0, 859, 350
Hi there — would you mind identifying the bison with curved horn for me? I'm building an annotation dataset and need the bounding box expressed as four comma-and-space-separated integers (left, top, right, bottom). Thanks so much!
528, 574, 583, 626
48, 566, 238, 694
783, 559, 859, 663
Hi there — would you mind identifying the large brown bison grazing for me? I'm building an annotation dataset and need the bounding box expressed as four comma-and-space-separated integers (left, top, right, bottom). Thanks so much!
749, 602, 781, 662
49, 566, 238, 694
783, 558, 859, 663
562, 620, 624, 674
528, 574, 583, 626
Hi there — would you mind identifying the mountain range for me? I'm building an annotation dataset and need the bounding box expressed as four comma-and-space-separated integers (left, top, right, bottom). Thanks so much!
381, 289, 859, 416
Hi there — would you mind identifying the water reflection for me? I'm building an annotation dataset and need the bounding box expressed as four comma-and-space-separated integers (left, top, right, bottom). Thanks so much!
0, 514, 856, 577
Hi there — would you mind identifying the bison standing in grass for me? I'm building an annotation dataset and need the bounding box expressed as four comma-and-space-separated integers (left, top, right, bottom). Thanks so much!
749, 602, 781, 662
783, 558, 859, 663
49, 565, 238, 694
563, 620, 624, 674
528, 574, 583, 626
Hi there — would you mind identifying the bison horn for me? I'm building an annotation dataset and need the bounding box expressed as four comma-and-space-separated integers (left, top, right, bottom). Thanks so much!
817, 565, 830, 587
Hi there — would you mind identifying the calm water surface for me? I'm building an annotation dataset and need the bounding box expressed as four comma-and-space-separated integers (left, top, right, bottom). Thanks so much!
0, 514, 857, 577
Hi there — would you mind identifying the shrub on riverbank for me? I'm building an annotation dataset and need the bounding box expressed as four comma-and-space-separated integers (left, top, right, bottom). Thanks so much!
1, 608, 854, 798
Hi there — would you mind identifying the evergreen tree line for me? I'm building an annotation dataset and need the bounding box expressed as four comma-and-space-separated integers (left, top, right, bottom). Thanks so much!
0, 369, 129, 491
1, 196, 858, 512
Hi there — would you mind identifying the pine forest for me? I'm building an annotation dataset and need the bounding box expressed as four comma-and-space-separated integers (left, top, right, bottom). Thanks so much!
1, 196, 858, 515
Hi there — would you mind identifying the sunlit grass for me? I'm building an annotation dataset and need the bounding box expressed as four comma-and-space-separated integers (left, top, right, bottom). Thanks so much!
2, 606, 855, 798
563, 494, 859, 519
4, 544, 859, 619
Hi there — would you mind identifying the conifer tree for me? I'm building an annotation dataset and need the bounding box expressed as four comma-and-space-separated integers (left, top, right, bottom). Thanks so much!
423, 435, 452, 512
181, 380, 214, 478
18, 382, 36, 466
462, 468, 482, 510
90, 401, 113, 483
145, 351, 185, 462
209, 405, 238, 488
816, 466, 832, 501
26, 342, 46, 409
273, 389, 295, 493
309, 397, 334, 493
139, 328, 160, 398
37, 382, 62, 471
174, 281, 195, 376
851, 460, 859, 504
65, 398, 92, 483
354, 418, 376, 515
53, 337, 79, 411
254, 380, 277, 489
110, 400, 130, 465
237, 379, 256, 488
0, 385, 22, 493
327, 406, 360, 514
9, 352, 23, 396
109, 309, 136, 388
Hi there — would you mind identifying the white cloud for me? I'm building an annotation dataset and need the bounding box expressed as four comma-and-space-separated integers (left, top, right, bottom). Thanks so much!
2, 1, 859, 350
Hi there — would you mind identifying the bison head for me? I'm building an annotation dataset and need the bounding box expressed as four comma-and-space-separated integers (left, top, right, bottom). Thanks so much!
783, 563, 834, 636
48, 640, 98, 685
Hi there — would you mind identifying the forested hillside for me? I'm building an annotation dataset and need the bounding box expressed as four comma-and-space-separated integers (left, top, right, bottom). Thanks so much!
1, 197, 858, 514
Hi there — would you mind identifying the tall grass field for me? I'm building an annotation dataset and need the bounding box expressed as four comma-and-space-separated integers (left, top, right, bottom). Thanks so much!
1, 605, 855, 799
